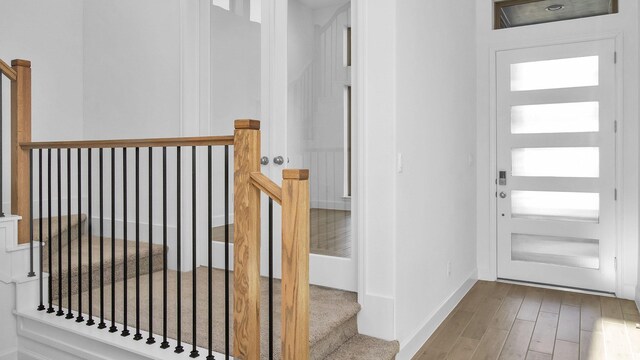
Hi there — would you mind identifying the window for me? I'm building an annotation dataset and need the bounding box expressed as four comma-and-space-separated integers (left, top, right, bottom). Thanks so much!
494, 0, 618, 30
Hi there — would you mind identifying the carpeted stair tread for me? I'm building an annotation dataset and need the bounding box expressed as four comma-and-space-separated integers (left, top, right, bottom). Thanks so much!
70, 267, 359, 359
33, 214, 87, 242
325, 334, 400, 360
47, 236, 165, 299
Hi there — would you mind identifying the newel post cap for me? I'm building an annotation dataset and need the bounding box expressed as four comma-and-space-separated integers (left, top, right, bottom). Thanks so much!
234, 119, 261, 130
283, 169, 309, 181
11, 59, 31, 68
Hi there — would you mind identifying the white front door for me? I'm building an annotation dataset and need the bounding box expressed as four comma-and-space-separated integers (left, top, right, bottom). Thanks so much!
260, 0, 357, 291
496, 39, 617, 293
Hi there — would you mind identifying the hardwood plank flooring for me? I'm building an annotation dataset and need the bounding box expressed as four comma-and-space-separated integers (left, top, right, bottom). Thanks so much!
413, 281, 640, 360
212, 208, 351, 258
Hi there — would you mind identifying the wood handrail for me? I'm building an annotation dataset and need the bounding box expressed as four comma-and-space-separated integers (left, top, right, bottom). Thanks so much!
19, 135, 234, 149
0, 59, 17, 81
250, 172, 282, 205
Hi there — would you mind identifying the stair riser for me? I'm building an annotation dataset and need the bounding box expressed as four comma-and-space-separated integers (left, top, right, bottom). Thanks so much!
310, 315, 358, 360
49, 253, 164, 300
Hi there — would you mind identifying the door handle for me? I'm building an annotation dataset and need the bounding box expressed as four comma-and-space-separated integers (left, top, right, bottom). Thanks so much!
273, 156, 285, 166
261, 156, 269, 166
499, 192, 507, 199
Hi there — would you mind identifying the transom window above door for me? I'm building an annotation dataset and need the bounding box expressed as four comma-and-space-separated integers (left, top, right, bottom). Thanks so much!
494, 0, 618, 30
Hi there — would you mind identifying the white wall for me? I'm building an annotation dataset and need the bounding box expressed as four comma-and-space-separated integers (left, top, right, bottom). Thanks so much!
393, 0, 477, 357
83, 0, 181, 140
476, 0, 639, 300
0, 0, 85, 215
210, 3, 261, 227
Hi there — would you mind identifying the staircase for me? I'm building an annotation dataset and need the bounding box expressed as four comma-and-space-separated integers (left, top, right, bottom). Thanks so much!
39, 216, 398, 359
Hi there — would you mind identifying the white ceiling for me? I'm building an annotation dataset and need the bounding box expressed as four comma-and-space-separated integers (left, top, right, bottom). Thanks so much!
297, 0, 349, 10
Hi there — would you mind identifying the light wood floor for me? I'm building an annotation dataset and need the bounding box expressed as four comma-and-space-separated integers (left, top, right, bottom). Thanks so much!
212, 208, 351, 258
414, 281, 640, 360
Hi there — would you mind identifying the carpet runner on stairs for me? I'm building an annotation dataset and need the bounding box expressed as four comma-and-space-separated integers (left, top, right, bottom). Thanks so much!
44, 215, 398, 359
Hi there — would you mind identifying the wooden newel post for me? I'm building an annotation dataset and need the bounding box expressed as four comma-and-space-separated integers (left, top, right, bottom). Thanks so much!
233, 119, 262, 359
281, 169, 310, 360
11, 59, 31, 244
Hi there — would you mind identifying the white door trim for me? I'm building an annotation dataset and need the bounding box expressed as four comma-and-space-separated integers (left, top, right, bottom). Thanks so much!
486, 33, 625, 296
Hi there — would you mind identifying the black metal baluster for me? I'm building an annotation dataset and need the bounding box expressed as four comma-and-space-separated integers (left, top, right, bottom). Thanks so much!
56, 149, 64, 317
269, 198, 274, 360
38, 149, 45, 311
76, 149, 84, 323
160, 147, 169, 350
66, 148, 74, 320
147, 147, 156, 345
190, 146, 199, 358
134, 148, 142, 341
206, 146, 213, 360
122, 148, 130, 337
109, 148, 117, 333
29, 149, 35, 278
98, 148, 107, 329
87, 149, 95, 326
175, 146, 183, 354
47, 149, 54, 313
224, 145, 230, 360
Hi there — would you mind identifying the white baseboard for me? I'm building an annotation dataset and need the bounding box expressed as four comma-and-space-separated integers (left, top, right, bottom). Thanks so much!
16, 309, 226, 360
0, 348, 17, 360
396, 270, 478, 360
357, 293, 395, 341
636, 285, 640, 313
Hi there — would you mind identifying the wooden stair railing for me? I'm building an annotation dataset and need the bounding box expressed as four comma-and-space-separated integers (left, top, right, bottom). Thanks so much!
8, 55, 309, 359
234, 120, 310, 360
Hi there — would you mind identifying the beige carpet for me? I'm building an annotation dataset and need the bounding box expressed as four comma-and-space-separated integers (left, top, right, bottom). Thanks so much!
45, 236, 164, 300
58, 267, 360, 359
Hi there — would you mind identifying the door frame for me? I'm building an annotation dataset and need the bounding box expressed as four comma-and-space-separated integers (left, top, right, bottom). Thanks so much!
487, 33, 625, 295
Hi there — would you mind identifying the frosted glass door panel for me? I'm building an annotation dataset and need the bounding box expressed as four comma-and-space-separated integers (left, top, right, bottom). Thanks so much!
511, 56, 599, 92
512, 147, 599, 178
511, 190, 599, 222
512, 233, 599, 269
511, 102, 600, 134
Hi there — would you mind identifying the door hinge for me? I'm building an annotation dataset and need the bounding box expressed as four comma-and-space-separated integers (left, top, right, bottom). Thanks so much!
614, 257, 617, 270
614, 51, 617, 64
614, 120, 618, 133
614, 189, 618, 200
495, 191, 498, 198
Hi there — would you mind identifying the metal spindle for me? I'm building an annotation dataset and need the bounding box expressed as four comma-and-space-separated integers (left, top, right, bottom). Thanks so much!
161, 147, 169, 350
269, 198, 274, 360
56, 149, 64, 317
47, 149, 54, 313
66, 149, 74, 320
122, 148, 130, 337
207, 146, 213, 360
87, 149, 95, 326
190, 146, 199, 358
134, 148, 142, 341
38, 149, 45, 310
29, 149, 35, 277
76, 149, 84, 323
109, 148, 117, 332
175, 146, 183, 354
147, 147, 156, 345
224, 145, 230, 360
98, 148, 107, 329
